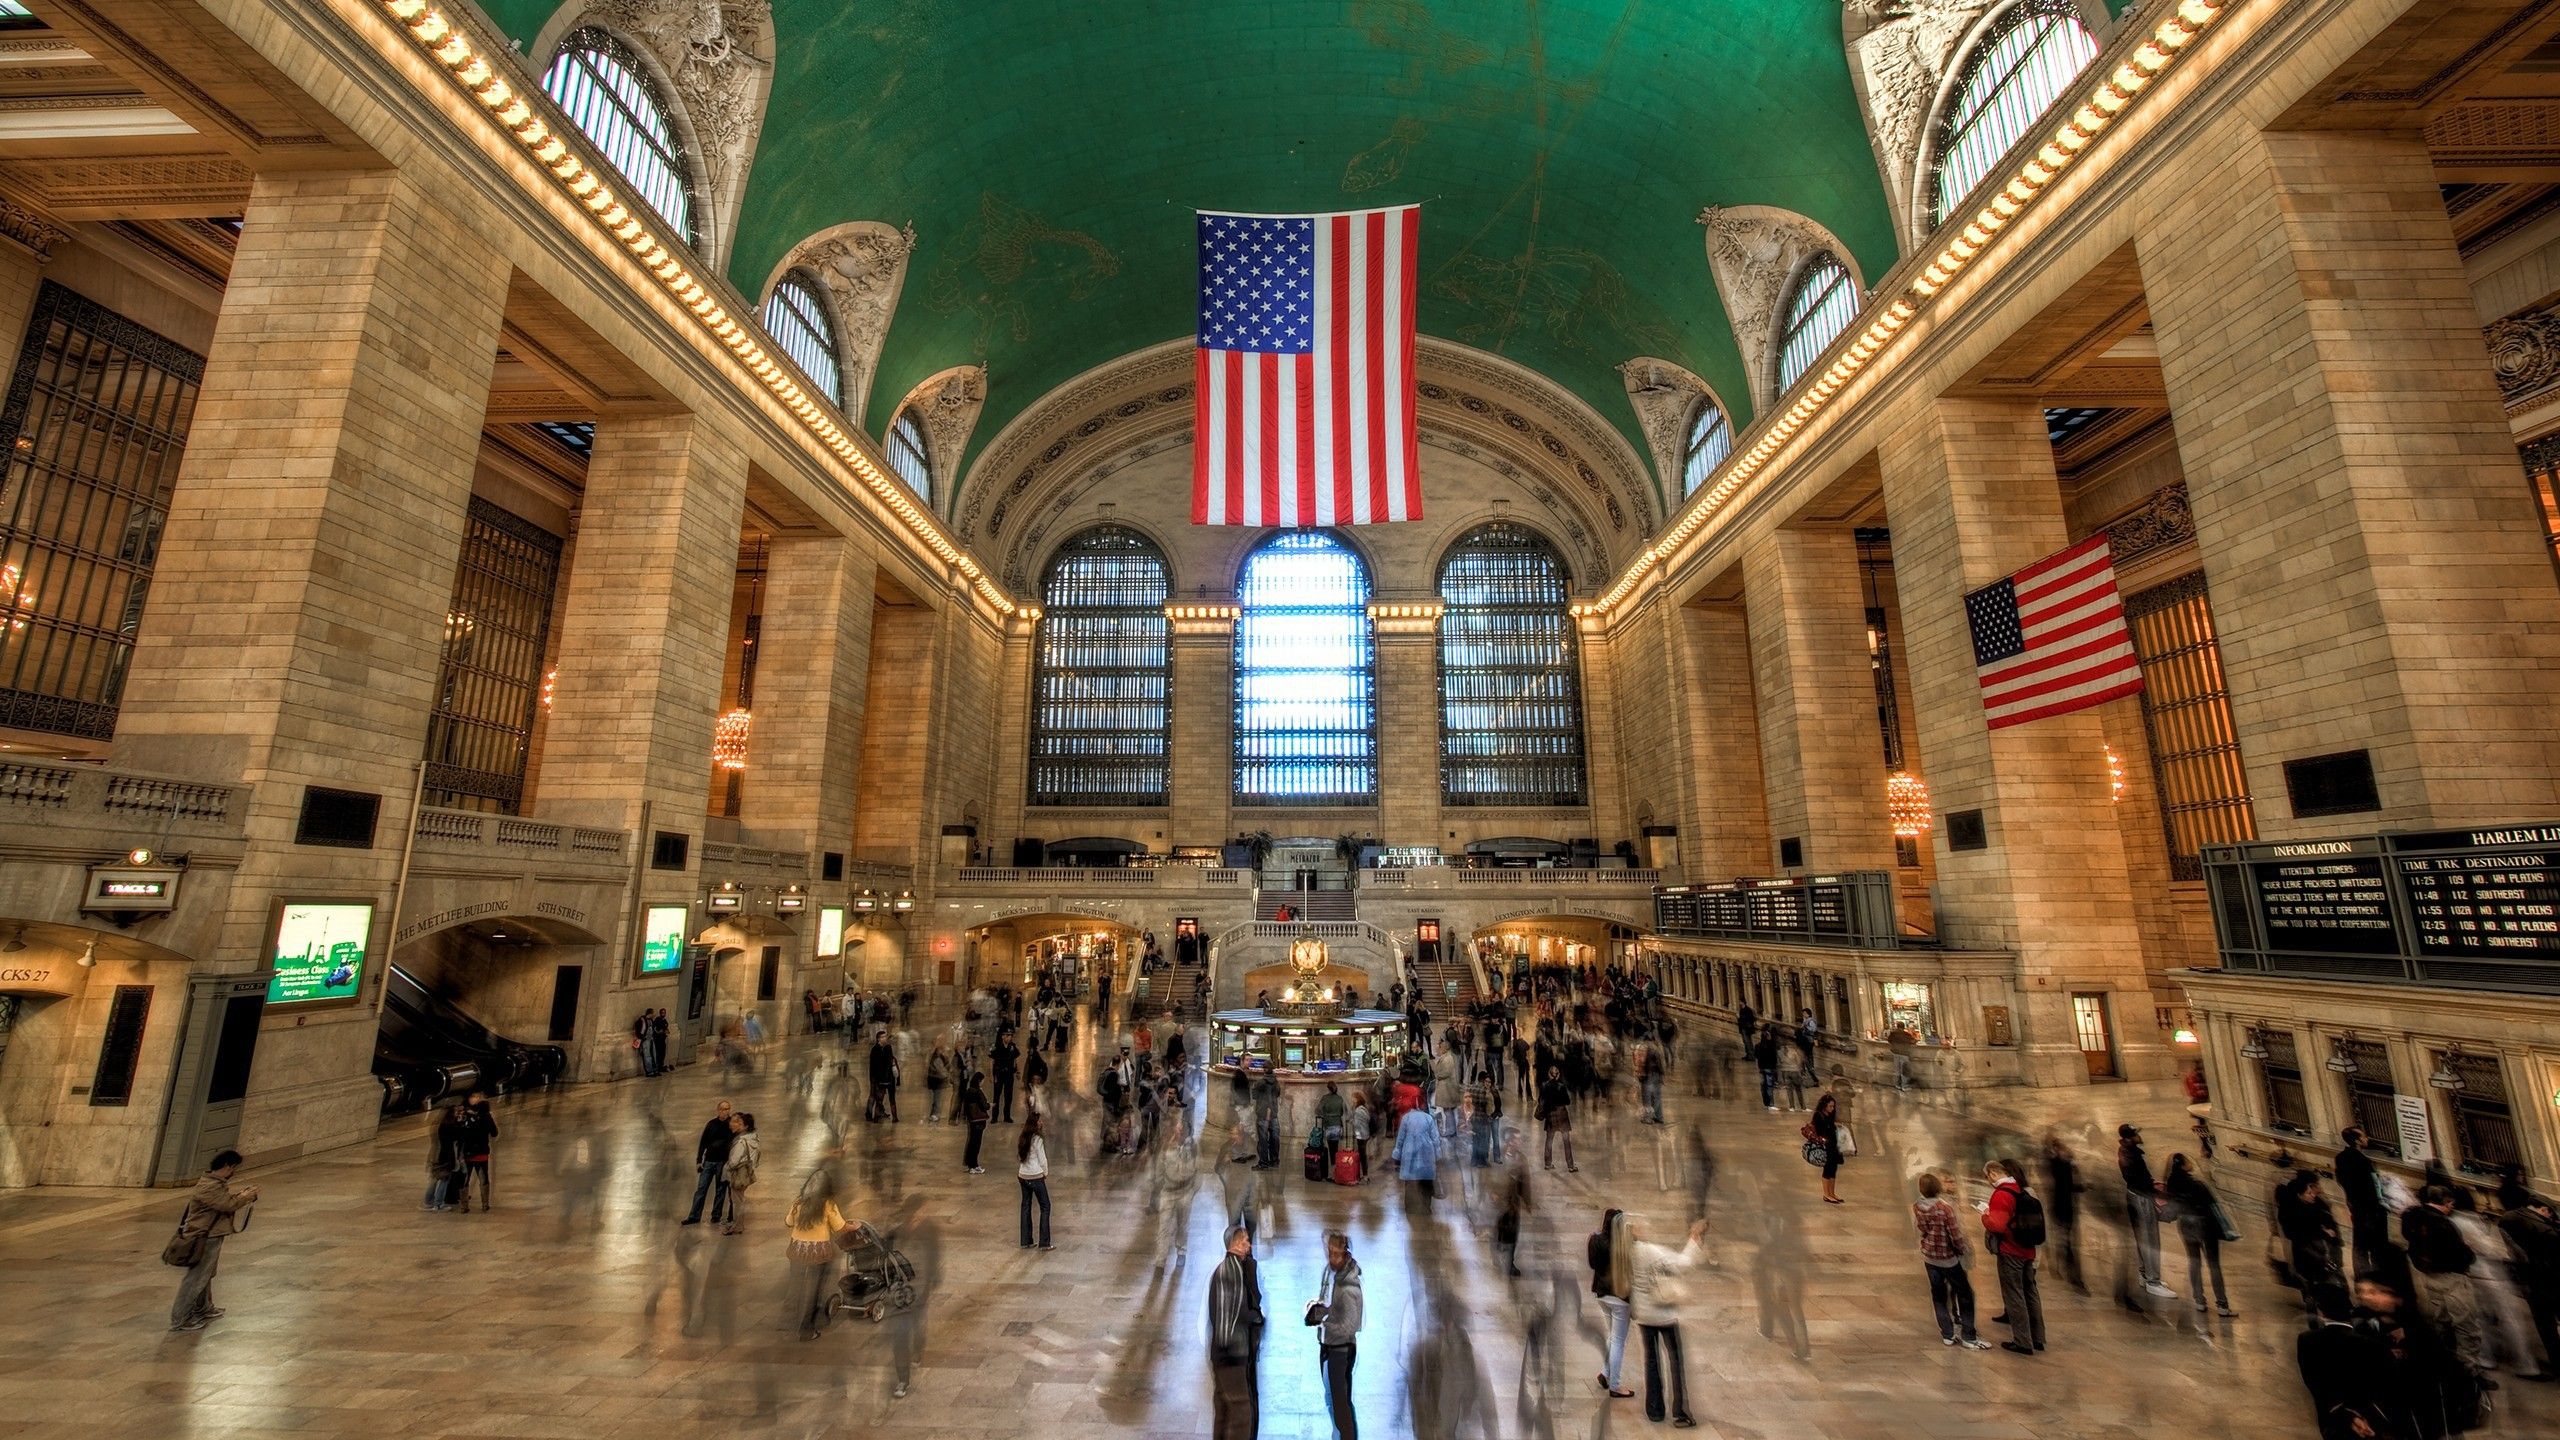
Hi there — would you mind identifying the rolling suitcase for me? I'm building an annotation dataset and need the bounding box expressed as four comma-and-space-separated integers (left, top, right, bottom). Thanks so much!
1332, 1148, 1362, 1186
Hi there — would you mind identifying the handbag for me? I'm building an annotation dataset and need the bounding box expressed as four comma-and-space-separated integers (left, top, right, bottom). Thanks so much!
160, 1219, 206, 1268
1837, 1124, 1858, 1159
1800, 1140, 1828, 1167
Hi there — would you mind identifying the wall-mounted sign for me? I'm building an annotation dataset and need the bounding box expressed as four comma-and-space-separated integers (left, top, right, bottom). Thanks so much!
267, 901, 373, 1006
83, 865, 182, 914
2393, 1093, 2435, 1164
777, 889, 808, 913
639, 904, 687, 974
1981, 1004, 2014, 1047
1416, 918, 1441, 944
706, 888, 744, 913
816, 906, 846, 959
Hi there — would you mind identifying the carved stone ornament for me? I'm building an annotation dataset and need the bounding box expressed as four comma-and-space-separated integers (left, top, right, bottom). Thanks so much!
2485, 305, 2560, 409
780, 221, 915, 425
0, 195, 68, 260
914, 365, 989, 497
1844, 1, 1994, 247
576, 0, 772, 262
1617, 358, 1719, 493
1697, 206, 1855, 413
2103, 483, 2196, 569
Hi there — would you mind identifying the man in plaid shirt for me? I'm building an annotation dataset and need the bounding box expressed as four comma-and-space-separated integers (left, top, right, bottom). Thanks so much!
1914, 1173, 1991, 1348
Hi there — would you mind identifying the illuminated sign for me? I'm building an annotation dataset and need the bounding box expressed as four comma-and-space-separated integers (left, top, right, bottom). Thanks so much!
1416, 919, 1441, 943
639, 905, 687, 974
267, 902, 373, 1006
706, 887, 744, 913
83, 865, 182, 914
816, 906, 846, 959
777, 889, 808, 913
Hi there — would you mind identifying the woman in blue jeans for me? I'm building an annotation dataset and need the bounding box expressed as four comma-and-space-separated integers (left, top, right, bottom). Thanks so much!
1017, 1111, 1053, 1249
1588, 1209, 1634, 1398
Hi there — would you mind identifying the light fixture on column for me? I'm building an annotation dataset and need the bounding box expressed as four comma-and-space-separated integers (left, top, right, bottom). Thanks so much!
713, 707, 752, 771
2237, 1025, 2269, 1061
1, 926, 23, 953
541, 669, 557, 711
2427, 1045, 2465, 1092
2325, 1032, 2359, 1074
1, 561, 33, 632
1885, 770, 1932, 839
2105, 745, 2126, 803
74, 939, 95, 968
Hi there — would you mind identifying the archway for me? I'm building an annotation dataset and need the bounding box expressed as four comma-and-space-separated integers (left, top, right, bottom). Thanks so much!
378, 913, 606, 1112
0, 922, 203, 1188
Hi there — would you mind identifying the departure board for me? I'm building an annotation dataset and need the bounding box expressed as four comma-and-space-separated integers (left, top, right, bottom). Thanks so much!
1809, 881, 1850, 935
2394, 826, 2560, 959
2251, 849, 2398, 956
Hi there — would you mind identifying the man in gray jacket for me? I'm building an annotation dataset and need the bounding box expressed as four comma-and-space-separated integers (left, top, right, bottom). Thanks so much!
1312, 1230, 1365, 1439
1209, 1224, 1265, 1437
170, 1149, 258, 1332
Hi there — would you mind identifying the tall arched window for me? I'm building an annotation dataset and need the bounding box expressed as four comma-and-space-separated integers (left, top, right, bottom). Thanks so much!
1438, 523, 1586, 806
1776, 253, 1858, 393
1929, 0, 2101, 227
1030, 526, 1170, 806
763, 272, 842, 407
1679, 400, 1734, 497
886, 408, 931, 498
1235, 530, 1375, 805
541, 30, 695, 245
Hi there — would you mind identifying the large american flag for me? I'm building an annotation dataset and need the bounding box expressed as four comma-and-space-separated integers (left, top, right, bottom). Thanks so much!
1963, 533, 2144, 730
1194, 205, 1420, 526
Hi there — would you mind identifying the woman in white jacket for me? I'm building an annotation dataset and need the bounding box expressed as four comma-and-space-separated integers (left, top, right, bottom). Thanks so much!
1628, 1216, 1709, 1428
720, 1112, 760, 1236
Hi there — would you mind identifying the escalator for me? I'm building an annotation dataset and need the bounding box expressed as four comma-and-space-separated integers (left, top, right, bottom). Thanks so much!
373, 963, 567, 1115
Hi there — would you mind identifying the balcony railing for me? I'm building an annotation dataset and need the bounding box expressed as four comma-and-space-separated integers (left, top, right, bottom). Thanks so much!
1365, 867, 1661, 888
952, 866, 1251, 887
0, 759, 243, 837
414, 806, 627, 861
701, 840, 810, 876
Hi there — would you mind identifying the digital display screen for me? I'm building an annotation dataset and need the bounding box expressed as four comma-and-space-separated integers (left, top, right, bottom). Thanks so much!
817, 906, 846, 959
2253, 855, 2398, 955
2397, 840, 2560, 959
639, 904, 688, 973
267, 902, 373, 1006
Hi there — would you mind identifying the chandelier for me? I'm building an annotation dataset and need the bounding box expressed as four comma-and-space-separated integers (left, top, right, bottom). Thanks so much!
1885, 769, 1931, 840
713, 707, 752, 771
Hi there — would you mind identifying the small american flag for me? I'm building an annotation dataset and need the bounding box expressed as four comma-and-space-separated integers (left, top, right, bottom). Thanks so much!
1194, 205, 1420, 526
1963, 533, 2144, 730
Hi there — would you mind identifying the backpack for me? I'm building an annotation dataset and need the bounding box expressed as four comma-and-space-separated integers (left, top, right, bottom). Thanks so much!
2007, 1189, 2049, 1249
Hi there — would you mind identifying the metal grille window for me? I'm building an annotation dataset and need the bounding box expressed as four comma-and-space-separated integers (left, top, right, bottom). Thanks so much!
2124, 572, 2257, 880
2442, 1051, 2520, 1176
763, 272, 842, 408
1030, 525, 1170, 806
1679, 400, 1733, 497
1235, 530, 1375, 805
2340, 1038, 2401, 1158
886, 407, 931, 499
1776, 254, 1858, 393
2257, 1030, 2311, 1135
0, 282, 202, 740
2520, 437, 2560, 575
1929, 0, 2100, 227
422, 499, 563, 813
541, 29, 695, 244
1438, 523, 1585, 806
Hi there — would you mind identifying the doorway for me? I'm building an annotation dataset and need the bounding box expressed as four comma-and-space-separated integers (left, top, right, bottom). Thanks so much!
2071, 992, 2117, 1078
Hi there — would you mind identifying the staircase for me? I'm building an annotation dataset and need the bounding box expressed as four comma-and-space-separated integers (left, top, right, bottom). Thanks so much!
1411, 947, 1482, 1008
1134, 952, 1209, 1024
1257, 889, 1356, 922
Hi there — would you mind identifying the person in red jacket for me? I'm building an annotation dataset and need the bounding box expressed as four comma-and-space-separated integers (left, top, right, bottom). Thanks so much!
1983, 1159, 2048, 1356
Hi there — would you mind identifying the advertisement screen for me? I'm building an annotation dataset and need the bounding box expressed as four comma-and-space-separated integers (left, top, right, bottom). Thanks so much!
639, 904, 688, 974
267, 902, 373, 1006
817, 906, 846, 959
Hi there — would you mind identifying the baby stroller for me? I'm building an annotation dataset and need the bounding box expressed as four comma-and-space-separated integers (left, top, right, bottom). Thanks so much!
826, 1221, 919, 1325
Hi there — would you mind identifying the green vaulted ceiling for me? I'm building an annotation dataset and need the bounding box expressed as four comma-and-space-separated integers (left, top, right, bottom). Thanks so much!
481, 1, 1907, 508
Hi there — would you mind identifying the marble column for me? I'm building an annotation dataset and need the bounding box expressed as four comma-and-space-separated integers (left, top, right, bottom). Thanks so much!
1373, 606, 1441, 848
1674, 600, 1773, 882
108, 168, 510, 1165
2142, 124, 2560, 831
1879, 397, 2164, 1085
1742, 526, 1897, 875
1167, 606, 1236, 850
740, 533, 878, 862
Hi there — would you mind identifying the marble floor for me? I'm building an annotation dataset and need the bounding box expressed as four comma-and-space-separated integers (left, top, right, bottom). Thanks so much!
4, 1004, 2554, 1440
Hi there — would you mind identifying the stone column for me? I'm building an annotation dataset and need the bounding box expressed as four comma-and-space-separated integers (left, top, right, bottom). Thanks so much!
1880, 397, 2164, 1085
108, 168, 509, 1162
1577, 609, 1628, 856
1167, 606, 1235, 849
851, 596, 944, 873
2142, 125, 2560, 830
1742, 526, 1896, 874
739, 534, 878, 864
0, 211, 60, 382
1675, 600, 1771, 881
1374, 605, 1441, 847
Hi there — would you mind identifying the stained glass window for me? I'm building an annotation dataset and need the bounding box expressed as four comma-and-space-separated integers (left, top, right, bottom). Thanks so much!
887, 407, 931, 498
1030, 526, 1170, 806
1930, 0, 2100, 227
542, 29, 695, 244
1438, 523, 1585, 806
763, 272, 841, 407
1776, 254, 1858, 393
1679, 400, 1733, 497
1234, 530, 1375, 805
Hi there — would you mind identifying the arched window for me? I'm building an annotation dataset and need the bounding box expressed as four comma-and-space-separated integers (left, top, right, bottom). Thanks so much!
1679, 400, 1734, 497
541, 30, 695, 244
1030, 526, 1170, 807
1930, 0, 2101, 227
1438, 523, 1586, 806
763, 272, 842, 407
886, 408, 931, 498
1776, 253, 1858, 393
1235, 531, 1375, 805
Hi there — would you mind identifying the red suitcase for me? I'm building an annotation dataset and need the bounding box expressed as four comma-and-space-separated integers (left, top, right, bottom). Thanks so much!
1332, 1148, 1363, 1186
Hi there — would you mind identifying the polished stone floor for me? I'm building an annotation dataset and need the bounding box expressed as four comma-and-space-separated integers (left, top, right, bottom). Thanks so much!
4, 1003, 2554, 1440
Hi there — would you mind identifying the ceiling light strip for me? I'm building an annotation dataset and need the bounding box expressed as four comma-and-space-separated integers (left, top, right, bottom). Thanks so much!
1579, 0, 2230, 620
372, 0, 1018, 616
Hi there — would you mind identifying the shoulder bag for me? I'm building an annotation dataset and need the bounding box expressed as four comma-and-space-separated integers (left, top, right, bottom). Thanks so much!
160, 1212, 206, 1268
